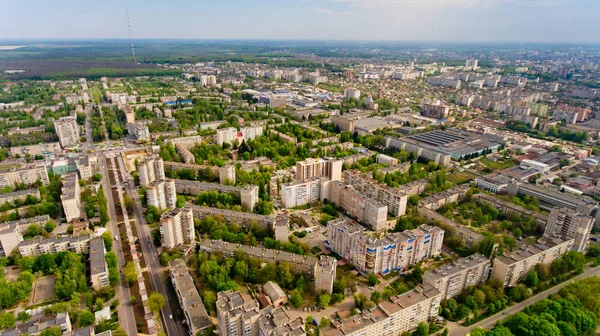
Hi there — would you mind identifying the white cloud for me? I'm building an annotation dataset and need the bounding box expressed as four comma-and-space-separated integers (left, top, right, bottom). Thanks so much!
331, 0, 567, 10
312, 7, 356, 15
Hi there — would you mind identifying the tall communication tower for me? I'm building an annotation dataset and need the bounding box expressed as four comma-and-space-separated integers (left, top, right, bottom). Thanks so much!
126, 6, 137, 63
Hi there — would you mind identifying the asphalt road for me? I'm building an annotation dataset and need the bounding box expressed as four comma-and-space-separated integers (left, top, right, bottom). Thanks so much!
115, 154, 187, 336
449, 265, 600, 336
99, 154, 137, 336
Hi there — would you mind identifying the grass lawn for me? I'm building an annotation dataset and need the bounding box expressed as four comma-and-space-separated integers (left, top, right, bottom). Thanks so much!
447, 171, 477, 184
480, 158, 517, 171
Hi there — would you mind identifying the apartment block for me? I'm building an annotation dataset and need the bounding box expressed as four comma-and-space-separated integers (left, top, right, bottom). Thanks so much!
219, 164, 236, 184
18, 234, 94, 257
0, 164, 50, 188
216, 290, 305, 336
0, 188, 40, 206
423, 253, 490, 300
160, 205, 194, 249
344, 87, 361, 100
169, 259, 212, 336
89, 237, 109, 290
491, 237, 573, 287
127, 121, 150, 141
327, 219, 443, 275
465, 59, 478, 70
544, 207, 594, 252
320, 284, 441, 336
343, 170, 409, 217
295, 158, 342, 182
329, 181, 388, 231
175, 143, 195, 164
240, 126, 263, 142
418, 185, 468, 211
315, 255, 336, 294
0, 216, 50, 256
60, 172, 81, 222
193, 206, 276, 229
54, 116, 80, 148
421, 100, 451, 120
199, 239, 336, 293
175, 179, 258, 211
281, 178, 323, 208
146, 178, 177, 210
137, 155, 165, 186
215, 127, 239, 146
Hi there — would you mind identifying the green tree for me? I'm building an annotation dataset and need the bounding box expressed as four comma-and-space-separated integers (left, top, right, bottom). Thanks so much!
148, 292, 166, 315
124, 262, 138, 284
0, 312, 16, 329
102, 231, 113, 251
79, 310, 95, 327
290, 289, 303, 308
40, 326, 62, 336
524, 271, 538, 288
44, 220, 56, 233
367, 273, 379, 286
203, 291, 217, 313
17, 311, 31, 323
414, 322, 428, 336
318, 293, 331, 309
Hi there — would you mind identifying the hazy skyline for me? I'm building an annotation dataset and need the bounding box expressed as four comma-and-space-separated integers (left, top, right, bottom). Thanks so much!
1, 0, 599, 43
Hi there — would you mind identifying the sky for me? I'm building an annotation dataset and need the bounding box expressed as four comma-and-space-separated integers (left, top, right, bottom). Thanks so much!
1, 0, 599, 43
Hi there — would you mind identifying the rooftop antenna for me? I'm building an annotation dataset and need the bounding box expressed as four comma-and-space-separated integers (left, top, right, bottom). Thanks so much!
126, 6, 136, 63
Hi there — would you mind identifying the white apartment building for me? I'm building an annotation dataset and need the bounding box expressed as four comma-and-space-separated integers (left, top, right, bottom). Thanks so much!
60, 172, 81, 222
54, 116, 80, 148
329, 181, 388, 231
0, 165, 50, 188
199, 75, 217, 87
161, 206, 194, 249
240, 126, 263, 142
215, 127, 239, 146
491, 237, 573, 287
138, 156, 165, 186
0, 216, 50, 257
344, 87, 361, 100
281, 178, 322, 208
219, 165, 236, 185
423, 253, 491, 300
295, 158, 342, 182
343, 170, 409, 217
465, 59, 479, 70
544, 207, 594, 252
327, 219, 444, 275
320, 284, 441, 336
146, 179, 177, 210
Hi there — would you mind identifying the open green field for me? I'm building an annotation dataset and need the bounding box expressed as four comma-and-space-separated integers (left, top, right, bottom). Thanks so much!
447, 171, 477, 184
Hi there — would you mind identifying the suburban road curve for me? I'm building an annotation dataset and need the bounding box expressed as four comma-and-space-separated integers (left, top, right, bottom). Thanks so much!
449, 265, 600, 336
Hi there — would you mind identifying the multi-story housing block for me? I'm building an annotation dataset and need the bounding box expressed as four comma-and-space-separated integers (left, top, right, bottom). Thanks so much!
215, 127, 239, 146
54, 116, 80, 148
89, 237, 109, 290
17, 234, 94, 257
0, 164, 50, 188
423, 253, 490, 300
60, 172, 80, 222
200, 239, 336, 293
175, 180, 258, 211
343, 170, 409, 217
491, 237, 573, 287
160, 206, 194, 249
137, 156, 165, 186
281, 178, 323, 208
0, 189, 40, 206
146, 178, 177, 210
320, 284, 441, 336
295, 158, 342, 182
327, 219, 443, 275
329, 181, 388, 231
421, 100, 451, 120
544, 207, 594, 252
169, 259, 212, 336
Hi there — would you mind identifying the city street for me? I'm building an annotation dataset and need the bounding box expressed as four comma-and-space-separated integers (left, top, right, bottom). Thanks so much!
449, 265, 600, 336
99, 154, 137, 336
115, 154, 187, 336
